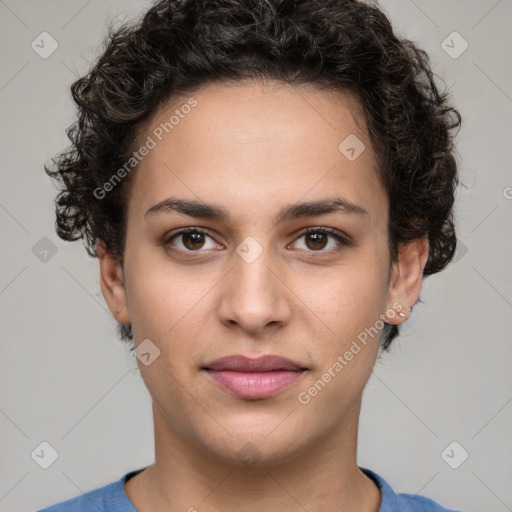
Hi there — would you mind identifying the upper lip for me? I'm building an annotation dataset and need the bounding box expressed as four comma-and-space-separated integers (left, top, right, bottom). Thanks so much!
203, 355, 306, 372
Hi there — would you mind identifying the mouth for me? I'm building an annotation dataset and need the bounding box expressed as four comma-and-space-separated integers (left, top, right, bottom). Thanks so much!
202, 355, 308, 399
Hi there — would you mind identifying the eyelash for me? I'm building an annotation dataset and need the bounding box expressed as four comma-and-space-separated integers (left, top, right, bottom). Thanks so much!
163, 226, 351, 257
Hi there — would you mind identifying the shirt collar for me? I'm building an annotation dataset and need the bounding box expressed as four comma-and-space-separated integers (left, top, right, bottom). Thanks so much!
116, 466, 399, 511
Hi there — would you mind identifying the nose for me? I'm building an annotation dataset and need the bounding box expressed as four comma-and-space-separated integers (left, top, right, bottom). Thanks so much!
216, 240, 292, 336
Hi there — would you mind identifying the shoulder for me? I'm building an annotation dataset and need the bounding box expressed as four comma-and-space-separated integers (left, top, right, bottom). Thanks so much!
34, 480, 121, 512
360, 467, 464, 512
395, 492, 463, 511
34, 469, 142, 512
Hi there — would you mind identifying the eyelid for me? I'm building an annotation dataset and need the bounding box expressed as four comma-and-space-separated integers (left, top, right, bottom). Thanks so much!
164, 227, 222, 252
297, 226, 351, 245
288, 226, 352, 254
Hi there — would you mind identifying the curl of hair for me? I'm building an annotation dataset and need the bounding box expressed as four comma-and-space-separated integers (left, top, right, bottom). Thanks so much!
45, 0, 461, 351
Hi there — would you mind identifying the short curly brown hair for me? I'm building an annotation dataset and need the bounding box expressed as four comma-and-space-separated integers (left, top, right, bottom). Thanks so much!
45, 0, 461, 351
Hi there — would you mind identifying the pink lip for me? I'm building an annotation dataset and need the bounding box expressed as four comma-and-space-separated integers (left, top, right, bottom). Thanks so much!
203, 355, 307, 399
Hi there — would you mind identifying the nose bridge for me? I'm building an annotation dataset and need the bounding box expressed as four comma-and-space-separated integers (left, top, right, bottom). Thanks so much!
235, 237, 275, 293
218, 235, 290, 332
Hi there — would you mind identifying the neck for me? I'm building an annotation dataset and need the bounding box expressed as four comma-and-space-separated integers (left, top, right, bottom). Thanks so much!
125, 397, 381, 512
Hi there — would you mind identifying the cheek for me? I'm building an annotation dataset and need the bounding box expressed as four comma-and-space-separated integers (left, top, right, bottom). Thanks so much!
300, 262, 388, 341
123, 243, 206, 339
125, 275, 175, 342
124, 257, 218, 377
296, 276, 384, 413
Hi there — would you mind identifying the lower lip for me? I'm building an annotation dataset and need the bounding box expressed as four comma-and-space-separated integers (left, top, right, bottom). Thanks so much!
205, 370, 305, 399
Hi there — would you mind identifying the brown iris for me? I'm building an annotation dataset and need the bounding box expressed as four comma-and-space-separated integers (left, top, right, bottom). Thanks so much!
182, 232, 206, 250
305, 232, 328, 250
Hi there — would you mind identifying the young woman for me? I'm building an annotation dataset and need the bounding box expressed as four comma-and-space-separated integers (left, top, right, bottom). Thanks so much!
38, 0, 462, 510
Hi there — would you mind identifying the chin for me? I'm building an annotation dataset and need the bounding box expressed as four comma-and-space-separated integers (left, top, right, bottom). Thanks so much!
194, 413, 315, 469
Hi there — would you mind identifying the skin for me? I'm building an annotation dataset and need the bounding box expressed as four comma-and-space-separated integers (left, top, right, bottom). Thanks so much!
97, 79, 428, 512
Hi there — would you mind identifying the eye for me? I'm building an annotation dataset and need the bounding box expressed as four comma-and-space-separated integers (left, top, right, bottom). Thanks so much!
163, 226, 351, 256
164, 227, 222, 253
291, 227, 351, 253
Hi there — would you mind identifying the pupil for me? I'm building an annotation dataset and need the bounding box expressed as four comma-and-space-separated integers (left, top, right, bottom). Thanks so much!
185, 232, 204, 249
307, 232, 326, 250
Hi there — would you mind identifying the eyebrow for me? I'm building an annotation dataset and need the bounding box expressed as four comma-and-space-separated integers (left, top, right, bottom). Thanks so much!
144, 196, 368, 224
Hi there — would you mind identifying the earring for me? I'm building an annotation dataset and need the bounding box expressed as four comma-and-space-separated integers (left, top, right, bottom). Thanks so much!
398, 305, 411, 318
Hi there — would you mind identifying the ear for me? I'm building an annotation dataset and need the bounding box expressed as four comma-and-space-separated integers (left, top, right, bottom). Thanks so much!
385, 237, 429, 324
96, 240, 131, 324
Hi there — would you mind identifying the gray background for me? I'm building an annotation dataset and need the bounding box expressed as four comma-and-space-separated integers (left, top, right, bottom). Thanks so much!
1, 1, 511, 511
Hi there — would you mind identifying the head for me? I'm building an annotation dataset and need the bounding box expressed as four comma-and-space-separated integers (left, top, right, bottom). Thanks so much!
46, 0, 460, 465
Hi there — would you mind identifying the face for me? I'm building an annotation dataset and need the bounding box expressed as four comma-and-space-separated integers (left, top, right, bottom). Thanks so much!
99, 79, 424, 467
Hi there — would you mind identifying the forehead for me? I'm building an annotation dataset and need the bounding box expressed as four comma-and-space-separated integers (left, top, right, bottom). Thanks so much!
126, 79, 386, 226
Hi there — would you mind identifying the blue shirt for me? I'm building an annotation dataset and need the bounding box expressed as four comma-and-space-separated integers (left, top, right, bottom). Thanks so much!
35, 466, 462, 511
